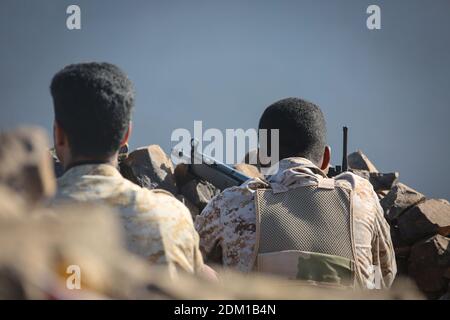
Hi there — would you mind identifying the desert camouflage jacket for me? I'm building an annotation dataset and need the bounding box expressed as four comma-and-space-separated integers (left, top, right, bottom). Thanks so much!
53, 163, 204, 274
195, 157, 397, 289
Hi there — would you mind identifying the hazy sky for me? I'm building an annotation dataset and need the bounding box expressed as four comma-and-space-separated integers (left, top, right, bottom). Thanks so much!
0, 0, 449, 199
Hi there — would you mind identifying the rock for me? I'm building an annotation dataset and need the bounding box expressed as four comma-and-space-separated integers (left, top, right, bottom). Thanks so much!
348, 150, 378, 172
0, 127, 56, 204
408, 235, 450, 299
440, 284, 450, 300
368, 172, 399, 191
179, 179, 219, 213
174, 163, 221, 214
234, 163, 263, 179
376, 190, 389, 200
438, 225, 450, 237
173, 163, 191, 188
392, 243, 412, 276
445, 267, 450, 280
390, 224, 403, 247
351, 170, 399, 192
395, 256, 410, 276
397, 199, 450, 244
176, 194, 200, 218
381, 183, 426, 222
121, 145, 177, 194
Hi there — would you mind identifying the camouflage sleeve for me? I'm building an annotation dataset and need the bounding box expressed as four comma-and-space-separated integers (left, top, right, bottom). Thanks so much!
372, 198, 397, 288
157, 192, 205, 275
195, 194, 223, 261
348, 173, 397, 289
127, 189, 205, 275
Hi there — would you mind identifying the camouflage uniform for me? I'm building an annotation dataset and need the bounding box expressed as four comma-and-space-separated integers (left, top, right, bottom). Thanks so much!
195, 157, 397, 289
53, 164, 204, 274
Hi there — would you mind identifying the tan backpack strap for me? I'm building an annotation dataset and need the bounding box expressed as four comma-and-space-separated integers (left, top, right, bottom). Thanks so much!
317, 178, 335, 190
251, 188, 271, 271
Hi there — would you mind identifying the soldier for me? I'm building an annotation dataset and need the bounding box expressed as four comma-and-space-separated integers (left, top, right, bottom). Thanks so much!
49, 62, 204, 275
195, 97, 397, 289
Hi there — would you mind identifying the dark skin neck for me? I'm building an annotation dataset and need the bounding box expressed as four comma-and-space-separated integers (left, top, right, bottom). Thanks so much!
63, 153, 118, 172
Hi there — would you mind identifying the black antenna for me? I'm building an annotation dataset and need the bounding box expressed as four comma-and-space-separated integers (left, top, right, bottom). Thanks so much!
342, 126, 348, 172
190, 138, 195, 165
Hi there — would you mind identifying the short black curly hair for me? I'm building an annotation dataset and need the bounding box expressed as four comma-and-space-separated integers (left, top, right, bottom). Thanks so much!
50, 62, 134, 158
258, 97, 327, 164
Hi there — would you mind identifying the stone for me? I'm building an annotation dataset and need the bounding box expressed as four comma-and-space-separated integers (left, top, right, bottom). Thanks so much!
438, 225, 450, 237
376, 190, 390, 201
439, 284, 450, 300
173, 163, 192, 188
176, 194, 200, 218
234, 163, 262, 179
390, 224, 403, 248
0, 127, 56, 204
393, 245, 411, 275
347, 150, 378, 172
381, 183, 426, 222
397, 199, 450, 244
394, 256, 410, 276
174, 163, 221, 214
179, 179, 219, 213
121, 145, 177, 194
351, 170, 399, 192
408, 235, 450, 299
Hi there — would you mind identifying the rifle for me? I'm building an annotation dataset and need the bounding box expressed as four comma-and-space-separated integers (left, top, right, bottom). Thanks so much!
328, 126, 349, 178
172, 127, 398, 192
172, 139, 251, 191
173, 126, 349, 190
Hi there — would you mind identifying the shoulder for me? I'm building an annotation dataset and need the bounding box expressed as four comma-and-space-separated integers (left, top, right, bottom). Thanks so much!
211, 183, 256, 213
123, 184, 197, 249
197, 182, 258, 229
335, 172, 382, 227
335, 172, 378, 200
106, 176, 188, 217
131, 184, 193, 220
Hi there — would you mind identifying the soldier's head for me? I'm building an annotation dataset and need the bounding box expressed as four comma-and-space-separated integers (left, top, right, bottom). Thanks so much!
50, 62, 134, 169
258, 97, 330, 171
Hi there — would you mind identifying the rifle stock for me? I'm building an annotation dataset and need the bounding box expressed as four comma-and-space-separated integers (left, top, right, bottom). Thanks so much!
173, 139, 250, 191
173, 126, 350, 186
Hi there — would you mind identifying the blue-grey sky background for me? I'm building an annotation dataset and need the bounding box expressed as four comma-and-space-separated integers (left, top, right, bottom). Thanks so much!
0, 0, 449, 199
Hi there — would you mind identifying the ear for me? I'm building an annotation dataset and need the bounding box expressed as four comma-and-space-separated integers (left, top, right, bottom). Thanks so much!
53, 120, 67, 147
320, 145, 331, 171
120, 121, 132, 147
